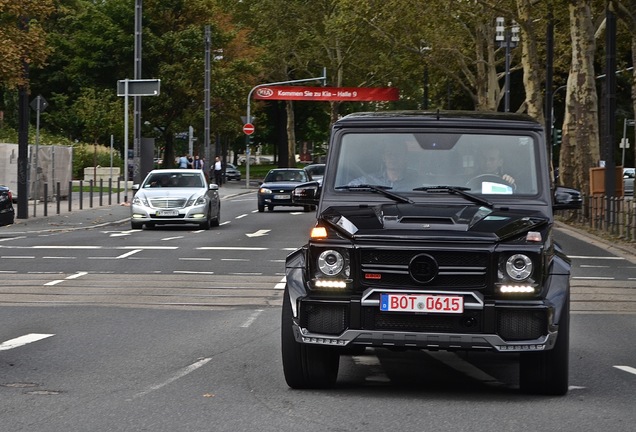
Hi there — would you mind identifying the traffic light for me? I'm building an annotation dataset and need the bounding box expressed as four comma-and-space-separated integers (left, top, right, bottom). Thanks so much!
553, 128, 562, 146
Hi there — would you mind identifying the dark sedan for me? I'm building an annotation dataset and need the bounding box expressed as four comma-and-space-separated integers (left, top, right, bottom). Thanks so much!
224, 163, 241, 181
257, 168, 312, 212
0, 185, 15, 226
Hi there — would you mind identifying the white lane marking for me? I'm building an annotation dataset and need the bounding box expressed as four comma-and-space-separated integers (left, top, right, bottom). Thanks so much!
33, 246, 102, 249
236, 214, 248, 219
282, 248, 299, 251
115, 249, 142, 259
572, 277, 615, 280
269, 259, 285, 263
580, 265, 609, 268
116, 246, 178, 250
0, 271, 18, 273
179, 258, 211, 261
134, 358, 211, 399
428, 351, 506, 388
221, 258, 249, 262
241, 309, 264, 328
275, 277, 286, 290
43, 256, 76, 259
198, 247, 267, 251
1, 256, 35, 259
0, 334, 55, 351
569, 255, 624, 260
614, 365, 636, 376
246, 229, 270, 237
44, 271, 87, 286
173, 271, 215, 275
162, 236, 184, 241
220, 221, 230, 226
67, 271, 88, 279
0, 236, 26, 242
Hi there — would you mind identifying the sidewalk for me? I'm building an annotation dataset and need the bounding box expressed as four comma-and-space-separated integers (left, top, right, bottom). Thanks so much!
3, 180, 256, 234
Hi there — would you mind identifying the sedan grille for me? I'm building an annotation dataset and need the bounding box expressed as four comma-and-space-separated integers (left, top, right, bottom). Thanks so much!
149, 198, 187, 209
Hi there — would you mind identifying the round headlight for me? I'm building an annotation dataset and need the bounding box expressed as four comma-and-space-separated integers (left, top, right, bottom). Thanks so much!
505, 254, 533, 281
318, 250, 344, 276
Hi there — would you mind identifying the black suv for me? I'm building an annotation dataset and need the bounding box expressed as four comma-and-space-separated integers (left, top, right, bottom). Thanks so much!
282, 111, 581, 395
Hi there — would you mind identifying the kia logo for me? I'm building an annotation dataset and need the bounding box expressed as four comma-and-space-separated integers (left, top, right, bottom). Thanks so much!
409, 254, 438, 284
256, 88, 274, 98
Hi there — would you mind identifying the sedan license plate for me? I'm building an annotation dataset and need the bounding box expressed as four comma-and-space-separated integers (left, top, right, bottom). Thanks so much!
273, 194, 290, 200
380, 293, 463, 314
156, 209, 179, 216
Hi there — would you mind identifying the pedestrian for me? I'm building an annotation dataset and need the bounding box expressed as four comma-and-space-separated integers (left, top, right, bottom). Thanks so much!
193, 155, 203, 170
187, 154, 194, 168
213, 156, 223, 186
178, 154, 189, 168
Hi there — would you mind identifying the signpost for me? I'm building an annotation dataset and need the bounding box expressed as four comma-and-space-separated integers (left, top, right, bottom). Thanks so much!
30, 95, 48, 217
117, 79, 160, 203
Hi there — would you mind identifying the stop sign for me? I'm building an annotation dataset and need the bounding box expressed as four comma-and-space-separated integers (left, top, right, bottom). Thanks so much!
243, 123, 255, 135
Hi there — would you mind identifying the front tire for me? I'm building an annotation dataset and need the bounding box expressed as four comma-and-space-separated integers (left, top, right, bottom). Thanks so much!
281, 286, 339, 389
519, 299, 570, 395
131, 221, 143, 230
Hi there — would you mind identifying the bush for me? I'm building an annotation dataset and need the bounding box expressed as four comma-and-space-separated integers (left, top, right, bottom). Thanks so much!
73, 144, 123, 179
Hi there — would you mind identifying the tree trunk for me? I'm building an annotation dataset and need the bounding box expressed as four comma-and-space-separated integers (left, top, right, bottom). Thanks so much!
516, 0, 544, 124
559, 1, 600, 195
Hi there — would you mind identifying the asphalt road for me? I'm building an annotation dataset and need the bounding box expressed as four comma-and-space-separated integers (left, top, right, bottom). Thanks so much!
1, 185, 635, 431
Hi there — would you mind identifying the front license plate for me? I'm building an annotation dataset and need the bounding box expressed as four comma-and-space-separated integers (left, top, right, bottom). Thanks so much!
380, 293, 463, 313
156, 210, 179, 216
273, 194, 290, 199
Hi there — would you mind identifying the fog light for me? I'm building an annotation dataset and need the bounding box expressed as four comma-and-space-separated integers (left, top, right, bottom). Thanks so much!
499, 285, 535, 294
314, 279, 347, 289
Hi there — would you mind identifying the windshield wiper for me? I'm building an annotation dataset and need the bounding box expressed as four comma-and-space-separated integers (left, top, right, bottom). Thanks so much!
413, 185, 493, 208
336, 184, 414, 204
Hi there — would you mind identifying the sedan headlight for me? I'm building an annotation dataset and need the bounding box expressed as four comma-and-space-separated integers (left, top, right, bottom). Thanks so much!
186, 195, 207, 206
132, 195, 149, 207
259, 187, 272, 194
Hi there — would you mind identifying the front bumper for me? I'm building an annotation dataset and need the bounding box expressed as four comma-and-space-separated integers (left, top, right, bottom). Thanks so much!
131, 204, 208, 224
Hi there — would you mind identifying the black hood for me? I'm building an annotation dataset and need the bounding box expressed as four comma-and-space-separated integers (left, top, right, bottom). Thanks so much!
319, 203, 549, 242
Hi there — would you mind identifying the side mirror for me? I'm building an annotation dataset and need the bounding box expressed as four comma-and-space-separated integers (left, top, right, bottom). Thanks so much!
292, 181, 320, 206
553, 186, 582, 210
209, 183, 219, 191
132, 184, 140, 191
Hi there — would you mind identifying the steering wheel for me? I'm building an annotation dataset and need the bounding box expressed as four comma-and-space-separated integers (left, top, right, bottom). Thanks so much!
465, 174, 516, 192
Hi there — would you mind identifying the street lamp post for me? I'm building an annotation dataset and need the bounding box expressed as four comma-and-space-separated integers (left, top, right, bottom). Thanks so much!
244, 68, 327, 188
495, 17, 520, 112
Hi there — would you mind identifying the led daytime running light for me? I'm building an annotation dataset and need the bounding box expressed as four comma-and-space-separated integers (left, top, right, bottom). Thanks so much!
499, 285, 535, 293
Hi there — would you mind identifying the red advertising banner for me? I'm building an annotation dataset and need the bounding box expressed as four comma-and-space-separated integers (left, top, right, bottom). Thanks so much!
253, 86, 399, 101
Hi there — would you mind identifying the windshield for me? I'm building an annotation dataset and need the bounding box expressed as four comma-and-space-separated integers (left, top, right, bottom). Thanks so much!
143, 172, 204, 188
265, 170, 309, 183
333, 132, 539, 196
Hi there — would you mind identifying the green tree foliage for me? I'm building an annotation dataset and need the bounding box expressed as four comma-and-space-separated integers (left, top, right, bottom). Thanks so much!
0, 0, 55, 89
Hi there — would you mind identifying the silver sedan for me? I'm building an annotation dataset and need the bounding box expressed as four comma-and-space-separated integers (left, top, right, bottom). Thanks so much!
131, 169, 220, 230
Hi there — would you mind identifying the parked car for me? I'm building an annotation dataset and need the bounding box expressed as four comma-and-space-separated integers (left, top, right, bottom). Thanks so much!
0, 185, 15, 226
257, 168, 311, 212
130, 169, 220, 230
303, 163, 326, 185
624, 168, 634, 196
224, 163, 241, 181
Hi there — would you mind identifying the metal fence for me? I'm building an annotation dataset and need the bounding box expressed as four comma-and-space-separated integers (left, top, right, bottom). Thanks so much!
29, 179, 124, 218
562, 195, 636, 242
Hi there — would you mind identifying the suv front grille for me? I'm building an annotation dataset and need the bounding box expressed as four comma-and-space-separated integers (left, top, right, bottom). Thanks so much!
359, 249, 488, 290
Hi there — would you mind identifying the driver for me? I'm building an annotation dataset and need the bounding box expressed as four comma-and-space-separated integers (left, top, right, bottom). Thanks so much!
348, 142, 412, 190
483, 147, 515, 187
